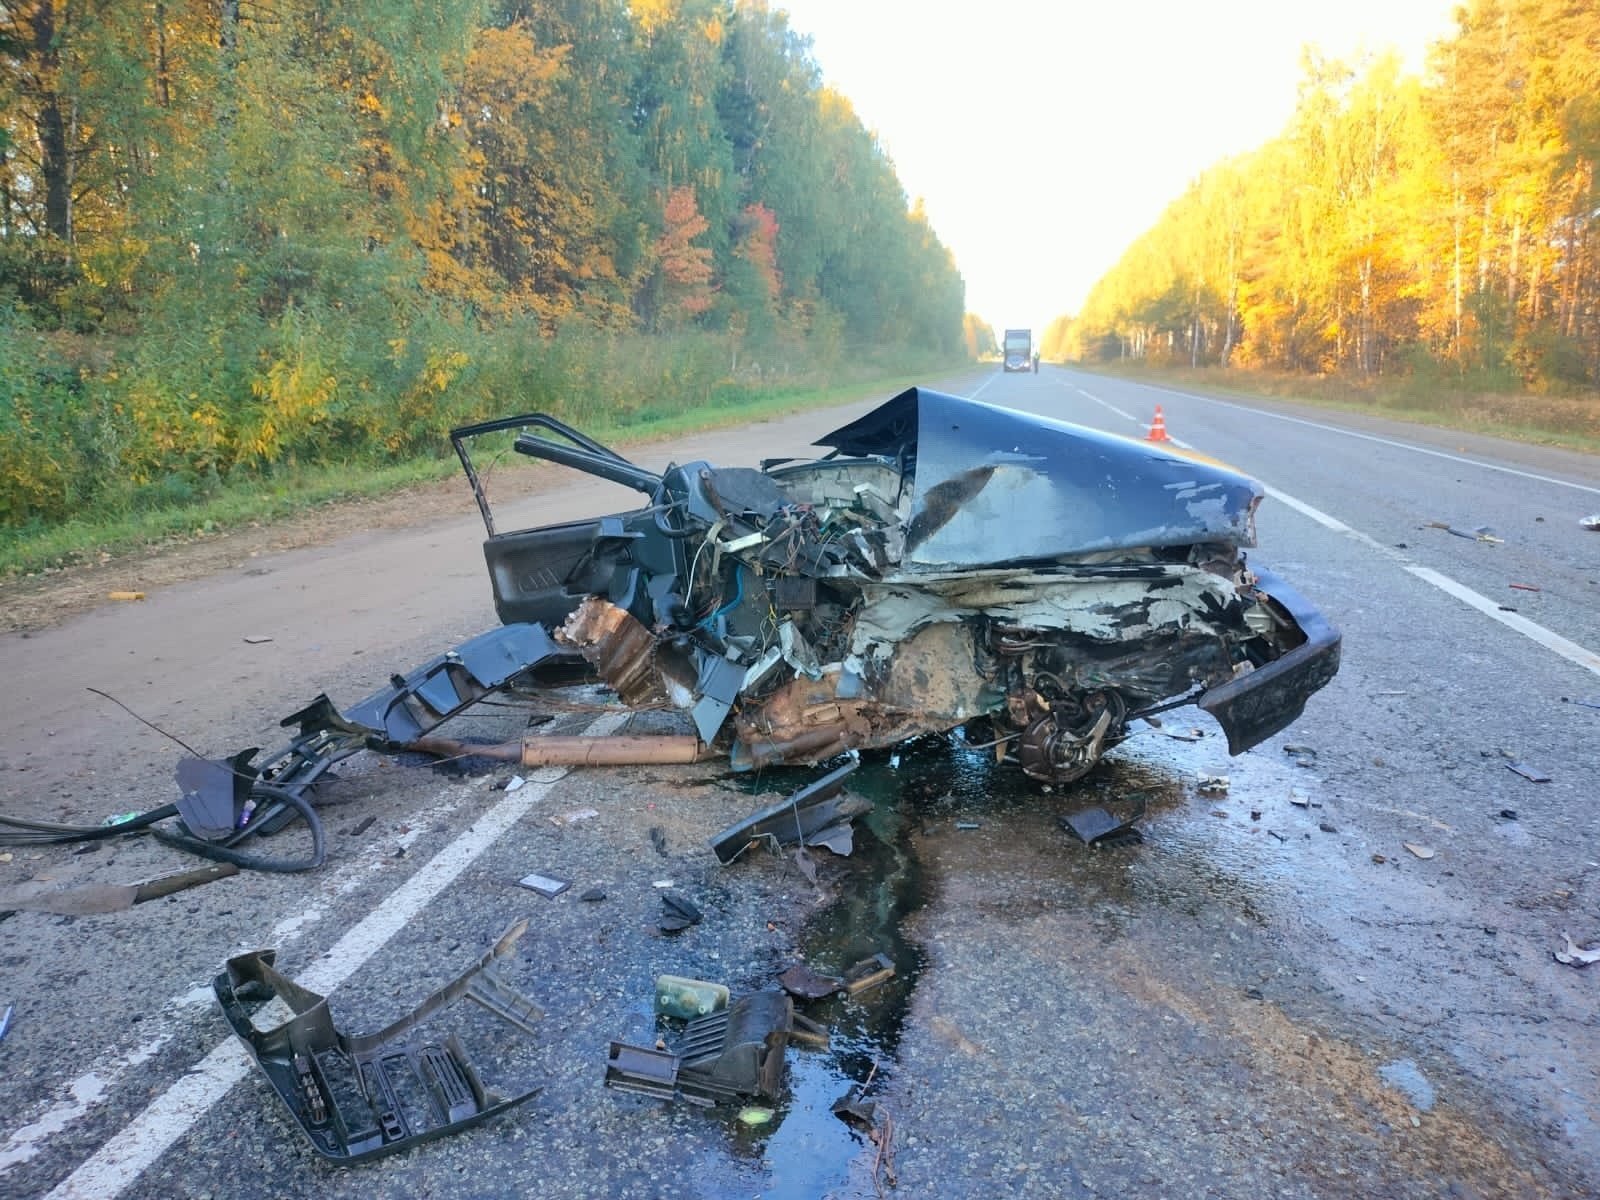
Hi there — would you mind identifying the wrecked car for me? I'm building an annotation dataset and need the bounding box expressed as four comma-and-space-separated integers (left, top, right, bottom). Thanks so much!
435, 386, 1339, 784
56, 385, 1339, 868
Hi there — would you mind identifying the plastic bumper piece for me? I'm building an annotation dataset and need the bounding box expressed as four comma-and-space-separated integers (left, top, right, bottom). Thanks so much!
213, 920, 543, 1163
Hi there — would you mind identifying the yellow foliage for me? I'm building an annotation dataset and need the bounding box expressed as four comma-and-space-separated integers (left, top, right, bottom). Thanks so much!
245, 354, 338, 463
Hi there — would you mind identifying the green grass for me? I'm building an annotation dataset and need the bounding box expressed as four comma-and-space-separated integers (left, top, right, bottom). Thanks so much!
0, 361, 962, 580
1078, 361, 1600, 455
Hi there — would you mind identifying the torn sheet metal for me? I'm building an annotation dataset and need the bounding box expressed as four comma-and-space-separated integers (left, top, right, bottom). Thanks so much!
709, 761, 869, 864
213, 920, 543, 1162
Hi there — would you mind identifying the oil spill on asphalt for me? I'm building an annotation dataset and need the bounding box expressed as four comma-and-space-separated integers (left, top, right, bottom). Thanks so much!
705, 725, 1382, 1197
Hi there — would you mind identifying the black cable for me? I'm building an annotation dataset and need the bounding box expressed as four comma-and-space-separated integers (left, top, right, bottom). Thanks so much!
152, 784, 326, 874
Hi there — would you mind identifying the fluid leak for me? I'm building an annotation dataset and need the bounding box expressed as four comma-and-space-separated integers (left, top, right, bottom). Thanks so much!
722, 736, 1025, 1197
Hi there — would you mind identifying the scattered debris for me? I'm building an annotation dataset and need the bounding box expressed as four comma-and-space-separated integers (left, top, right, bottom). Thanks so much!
655, 975, 729, 1019
1372, 854, 1387, 864
709, 761, 870, 865
649, 826, 668, 855
578, 887, 606, 902
1268, 830, 1287, 843
658, 890, 702, 933
0, 863, 238, 915
107, 591, 145, 602
1496, 809, 1518, 821
1288, 789, 1311, 808
606, 990, 826, 1105
1425, 520, 1502, 543
1561, 696, 1600, 711
551, 808, 599, 828
503, 775, 527, 793
1283, 744, 1317, 767
345, 815, 376, 837
1580, 514, 1600, 531
1509, 583, 1541, 592
1318, 821, 1338, 834
1378, 1058, 1437, 1112
517, 871, 571, 898
778, 963, 844, 1000
1507, 761, 1552, 783
1553, 934, 1600, 968
0, 1003, 12, 1043
213, 919, 543, 1162
842, 953, 896, 997
1404, 843, 1436, 860
1060, 796, 1147, 848
831, 1085, 878, 1131
737, 1106, 774, 1127
954, 821, 981, 831
1197, 774, 1230, 794
242, 634, 274, 645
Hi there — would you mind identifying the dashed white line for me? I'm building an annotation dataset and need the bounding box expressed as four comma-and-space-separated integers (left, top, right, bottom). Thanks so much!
1060, 385, 1600, 679
1068, 384, 1136, 423
42, 713, 624, 1200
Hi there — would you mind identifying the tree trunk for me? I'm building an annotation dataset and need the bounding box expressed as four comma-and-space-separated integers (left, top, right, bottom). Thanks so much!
29, 0, 74, 246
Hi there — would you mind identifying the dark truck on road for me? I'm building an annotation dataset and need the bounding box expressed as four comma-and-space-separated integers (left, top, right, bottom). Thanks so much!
1003, 328, 1032, 372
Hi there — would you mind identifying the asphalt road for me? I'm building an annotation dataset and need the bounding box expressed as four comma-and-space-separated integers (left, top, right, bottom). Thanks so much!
2, 364, 1598, 1199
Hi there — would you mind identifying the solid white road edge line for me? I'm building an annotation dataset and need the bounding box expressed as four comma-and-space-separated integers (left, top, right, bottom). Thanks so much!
1124, 377, 1600, 497
1066, 383, 1600, 680
43, 712, 626, 1200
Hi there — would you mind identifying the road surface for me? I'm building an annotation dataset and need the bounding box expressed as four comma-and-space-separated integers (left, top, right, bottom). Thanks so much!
2, 365, 1597, 1198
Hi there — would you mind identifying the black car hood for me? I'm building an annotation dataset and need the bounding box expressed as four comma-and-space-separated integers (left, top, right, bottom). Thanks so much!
815, 387, 1261, 569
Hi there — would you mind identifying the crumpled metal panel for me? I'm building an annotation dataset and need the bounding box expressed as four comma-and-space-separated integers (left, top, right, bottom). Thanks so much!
814, 387, 1262, 568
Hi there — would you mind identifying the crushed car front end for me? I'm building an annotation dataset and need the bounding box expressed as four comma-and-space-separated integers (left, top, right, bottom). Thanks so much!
453, 387, 1340, 784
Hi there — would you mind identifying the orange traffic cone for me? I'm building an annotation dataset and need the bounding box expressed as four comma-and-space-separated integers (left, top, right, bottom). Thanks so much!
1146, 405, 1171, 443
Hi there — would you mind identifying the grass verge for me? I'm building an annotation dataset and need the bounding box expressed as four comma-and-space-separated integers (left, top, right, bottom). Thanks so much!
0, 362, 961, 580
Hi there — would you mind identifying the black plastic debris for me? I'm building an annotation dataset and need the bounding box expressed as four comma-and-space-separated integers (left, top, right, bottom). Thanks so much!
777, 963, 844, 1000
831, 1085, 878, 1131
659, 890, 702, 933
709, 760, 870, 865
1060, 796, 1147, 848
605, 990, 826, 1105
841, 953, 896, 997
213, 920, 543, 1163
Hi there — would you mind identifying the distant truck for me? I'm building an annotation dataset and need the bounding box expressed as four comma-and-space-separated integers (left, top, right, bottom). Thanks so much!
1002, 328, 1032, 372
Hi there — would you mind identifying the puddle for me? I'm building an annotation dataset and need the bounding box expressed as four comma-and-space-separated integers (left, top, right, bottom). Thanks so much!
705, 728, 1357, 1194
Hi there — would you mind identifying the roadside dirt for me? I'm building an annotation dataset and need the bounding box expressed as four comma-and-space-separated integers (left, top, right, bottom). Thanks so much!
0, 476, 480, 636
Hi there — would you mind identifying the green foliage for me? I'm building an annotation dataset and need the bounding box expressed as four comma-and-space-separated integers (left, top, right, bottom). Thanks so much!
0, 0, 966, 537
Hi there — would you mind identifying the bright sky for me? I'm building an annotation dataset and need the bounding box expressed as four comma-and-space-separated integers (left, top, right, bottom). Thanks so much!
776, 0, 1461, 337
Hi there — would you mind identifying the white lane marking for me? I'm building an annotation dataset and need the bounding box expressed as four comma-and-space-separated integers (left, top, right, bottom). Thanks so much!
969, 371, 1000, 399
43, 713, 625, 1200
1260, 486, 1600, 678
1070, 384, 1137, 423
1402, 565, 1600, 674
1052, 387, 1600, 678
0, 793, 468, 1176
1121, 378, 1600, 497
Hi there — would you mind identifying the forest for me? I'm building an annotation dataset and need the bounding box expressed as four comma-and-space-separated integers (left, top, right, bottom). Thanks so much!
0, 0, 968, 536
1045, 0, 1600, 398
